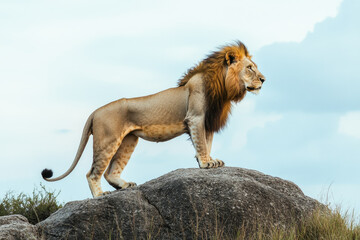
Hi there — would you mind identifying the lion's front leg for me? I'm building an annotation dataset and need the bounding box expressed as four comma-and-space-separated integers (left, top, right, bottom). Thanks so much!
206, 132, 225, 168
187, 117, 221, 169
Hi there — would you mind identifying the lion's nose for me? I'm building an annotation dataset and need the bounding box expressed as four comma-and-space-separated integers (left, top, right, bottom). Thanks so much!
260, 77, 265, 83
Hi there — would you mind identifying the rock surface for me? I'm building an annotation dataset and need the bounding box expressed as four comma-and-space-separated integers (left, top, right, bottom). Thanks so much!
0, 214, 40, 240
36, 167, 322, 239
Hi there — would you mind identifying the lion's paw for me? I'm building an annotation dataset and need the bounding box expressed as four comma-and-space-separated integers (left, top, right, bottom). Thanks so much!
214, 159, 225, 167
210, 158, 225, 168
199, 158, 225, 169
102, 191, 112, 196
123, 182, 137, 189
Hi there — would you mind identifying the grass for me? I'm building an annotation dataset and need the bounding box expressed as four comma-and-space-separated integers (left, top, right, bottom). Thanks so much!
0, 183, 63, 224
296, 207, 360, 240
236, 206, 360, 240
172, 204, 360, 240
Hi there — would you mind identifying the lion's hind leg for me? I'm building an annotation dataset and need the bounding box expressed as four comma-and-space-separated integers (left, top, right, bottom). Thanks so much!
87, 135, 124, 197
104, 133, 138, 190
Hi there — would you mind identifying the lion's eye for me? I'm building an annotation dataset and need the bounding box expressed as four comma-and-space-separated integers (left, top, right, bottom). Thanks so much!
247, 65, 253, 71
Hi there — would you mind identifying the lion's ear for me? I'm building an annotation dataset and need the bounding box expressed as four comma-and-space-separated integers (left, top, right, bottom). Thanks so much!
225, 63, 241, 99
225, 52, 236, 66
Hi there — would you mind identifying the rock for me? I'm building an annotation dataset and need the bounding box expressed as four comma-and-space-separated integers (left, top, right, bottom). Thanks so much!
37, 167, 322, 239
37, 190, 165, 239
0, 214, 40, 240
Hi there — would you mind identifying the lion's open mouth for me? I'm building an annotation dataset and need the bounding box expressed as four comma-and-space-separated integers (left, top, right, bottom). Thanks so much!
247, 86, 261, 91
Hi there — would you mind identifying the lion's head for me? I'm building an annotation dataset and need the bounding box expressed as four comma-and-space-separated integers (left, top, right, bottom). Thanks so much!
225, 55, 265, 98
179, 41, 265, 132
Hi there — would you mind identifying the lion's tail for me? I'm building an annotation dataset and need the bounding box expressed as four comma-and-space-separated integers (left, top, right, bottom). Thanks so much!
41, 113, 94, 182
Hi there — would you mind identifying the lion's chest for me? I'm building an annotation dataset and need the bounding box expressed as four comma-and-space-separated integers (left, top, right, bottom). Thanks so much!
132, 122, 186, 142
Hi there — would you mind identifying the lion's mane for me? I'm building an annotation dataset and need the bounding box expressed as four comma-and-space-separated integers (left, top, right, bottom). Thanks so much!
178, 41, 250, 133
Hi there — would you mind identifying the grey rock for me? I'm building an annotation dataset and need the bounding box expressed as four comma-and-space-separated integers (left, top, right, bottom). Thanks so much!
37, 167, 322, 239
140, 167, 320, 239
37, 190, 165, 239
0, 214, 40, 240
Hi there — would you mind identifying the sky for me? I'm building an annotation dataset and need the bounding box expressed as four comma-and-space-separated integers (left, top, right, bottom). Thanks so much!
1, 0, 359, 217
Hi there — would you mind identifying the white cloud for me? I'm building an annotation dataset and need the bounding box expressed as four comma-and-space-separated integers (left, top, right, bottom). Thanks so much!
163, 46, 203, 62
1, 0, 343, 53
338, 111, 360, 139
231, 100, 283, 149
212, 98, 283, 153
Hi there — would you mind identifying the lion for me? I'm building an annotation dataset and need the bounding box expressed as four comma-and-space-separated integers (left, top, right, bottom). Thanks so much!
41, 41, 265, 197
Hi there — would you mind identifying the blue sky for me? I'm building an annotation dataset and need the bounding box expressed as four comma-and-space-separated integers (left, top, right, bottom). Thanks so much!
1, 0, 359, 216
251, 0, 360, 213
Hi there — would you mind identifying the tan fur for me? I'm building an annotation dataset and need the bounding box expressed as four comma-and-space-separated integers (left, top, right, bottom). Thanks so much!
42, 41, 265, 197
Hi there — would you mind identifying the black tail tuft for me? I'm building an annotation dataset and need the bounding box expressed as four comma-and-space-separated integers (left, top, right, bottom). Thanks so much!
41, 168, 53, 179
